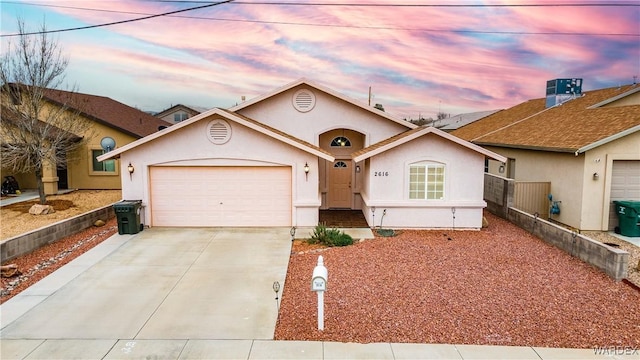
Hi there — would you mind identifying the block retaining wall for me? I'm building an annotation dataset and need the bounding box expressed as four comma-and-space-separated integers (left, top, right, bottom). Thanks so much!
484, 173, 629, 281
1, 204, 115, 262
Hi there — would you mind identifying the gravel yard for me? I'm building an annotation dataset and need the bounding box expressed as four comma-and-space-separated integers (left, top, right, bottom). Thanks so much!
2, 192, 639, 348
275, 213, 640, 348
1, 190, 121, 240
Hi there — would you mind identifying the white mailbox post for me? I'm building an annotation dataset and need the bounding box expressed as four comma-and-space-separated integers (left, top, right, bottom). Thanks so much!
311, 255, 328, 330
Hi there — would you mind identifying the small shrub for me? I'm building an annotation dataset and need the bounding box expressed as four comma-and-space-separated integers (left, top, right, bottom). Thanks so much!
332, 232, 353, 247
309, 223, 353, 247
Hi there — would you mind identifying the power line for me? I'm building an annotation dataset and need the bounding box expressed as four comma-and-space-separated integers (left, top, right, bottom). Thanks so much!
0, 0, 234, 37
2, 1, 639, 37
151, 1, 638, 7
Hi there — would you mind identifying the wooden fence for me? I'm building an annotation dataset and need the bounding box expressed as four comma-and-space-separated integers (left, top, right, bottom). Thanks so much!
514, 181, 551, 217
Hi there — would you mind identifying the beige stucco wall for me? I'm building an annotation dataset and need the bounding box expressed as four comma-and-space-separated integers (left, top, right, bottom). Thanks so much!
66, 121, 136, 190
485, 147, 585, 229
236, 85, 411, 147
360, 133, 487, 229
485, 131, 640, 230
582, 131, 640, 230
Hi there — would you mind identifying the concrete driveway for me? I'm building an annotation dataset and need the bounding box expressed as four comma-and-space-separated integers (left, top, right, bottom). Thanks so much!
1, 227, 292, 341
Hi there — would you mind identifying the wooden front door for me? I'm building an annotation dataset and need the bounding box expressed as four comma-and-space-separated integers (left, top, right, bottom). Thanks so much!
328, 160, 352, 208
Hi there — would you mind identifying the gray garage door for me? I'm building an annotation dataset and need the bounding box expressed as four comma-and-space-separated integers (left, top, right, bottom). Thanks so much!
609, 160, 640, 230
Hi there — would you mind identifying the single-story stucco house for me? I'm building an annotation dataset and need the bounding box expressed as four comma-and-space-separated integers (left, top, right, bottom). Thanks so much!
453, 80, 640, 231
99, 78, 505, 229
1, 85, 170, 194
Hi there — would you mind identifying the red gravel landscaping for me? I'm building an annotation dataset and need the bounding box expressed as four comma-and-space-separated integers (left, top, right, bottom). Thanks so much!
275, 212, 640, 349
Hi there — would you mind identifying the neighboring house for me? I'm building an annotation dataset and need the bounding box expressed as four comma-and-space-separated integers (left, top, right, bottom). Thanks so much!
0, 86, 170, 194
100, 78, 505, 229
155, 104, 207, 124
438, 110, 501, 132
453, 80, 640, 232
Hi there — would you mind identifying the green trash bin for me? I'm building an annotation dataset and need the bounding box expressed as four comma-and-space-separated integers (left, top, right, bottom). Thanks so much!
613, 200, 640, 237
113, 200, 143, 235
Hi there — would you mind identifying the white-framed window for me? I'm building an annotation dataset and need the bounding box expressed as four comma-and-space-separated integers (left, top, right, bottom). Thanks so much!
89, 148, 118, 175
174, 112, 189, 123
409, 163, 445, 200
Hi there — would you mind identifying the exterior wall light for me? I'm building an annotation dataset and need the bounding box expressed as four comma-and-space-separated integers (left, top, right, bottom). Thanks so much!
304, 162, 310, 181
593, 172, 599, 180
499, 164, 505, 173
127, 163, 135, 179
355, 165, 361, 173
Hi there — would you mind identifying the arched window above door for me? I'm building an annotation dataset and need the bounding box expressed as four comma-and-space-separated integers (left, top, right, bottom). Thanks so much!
334, 161, 348, 168
331, 136, 351, 147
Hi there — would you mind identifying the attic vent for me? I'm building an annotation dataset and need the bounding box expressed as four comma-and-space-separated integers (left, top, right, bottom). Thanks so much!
206, 119, 231, 145
293, 89, 316, 113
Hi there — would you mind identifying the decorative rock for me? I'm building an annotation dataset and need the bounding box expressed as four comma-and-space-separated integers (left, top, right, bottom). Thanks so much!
94, 219, 106, 227
28, 204, 55, 215
482, 216, 489, 228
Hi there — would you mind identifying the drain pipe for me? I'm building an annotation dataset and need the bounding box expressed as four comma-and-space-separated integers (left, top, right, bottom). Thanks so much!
379, 209, 387, 229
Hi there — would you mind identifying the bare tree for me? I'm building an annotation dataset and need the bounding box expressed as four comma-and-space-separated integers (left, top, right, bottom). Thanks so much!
1, 19, 93, 204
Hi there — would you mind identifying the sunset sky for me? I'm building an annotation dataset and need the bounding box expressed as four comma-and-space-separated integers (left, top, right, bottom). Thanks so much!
1, 1, 639, 119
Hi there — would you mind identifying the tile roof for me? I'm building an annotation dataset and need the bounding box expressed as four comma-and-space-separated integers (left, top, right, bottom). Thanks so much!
452, 84, 640, 153
40, 87, 170, 138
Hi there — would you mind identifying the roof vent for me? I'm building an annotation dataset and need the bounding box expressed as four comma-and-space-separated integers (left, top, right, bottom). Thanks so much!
546, 78, 582, 108
206, 119, 231, 145
292, 89, 316, 112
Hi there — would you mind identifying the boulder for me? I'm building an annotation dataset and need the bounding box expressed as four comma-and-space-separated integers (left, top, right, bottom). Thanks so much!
29, 204, 55, 215
1, 264, 21, 278
94, 219, 106, 227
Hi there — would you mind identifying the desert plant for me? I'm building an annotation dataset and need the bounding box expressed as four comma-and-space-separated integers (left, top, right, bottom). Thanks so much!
332, 232, 354, 247
309, 223, 328, 244
309, 223, 353, 247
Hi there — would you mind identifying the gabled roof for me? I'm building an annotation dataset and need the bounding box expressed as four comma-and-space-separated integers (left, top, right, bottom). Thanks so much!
98, 108, 335, 162
155, 104, 208, 118
352, 126, 507, 163
229, 78, 417, 130
39, 87, 169, 138
452, 84, 640, 154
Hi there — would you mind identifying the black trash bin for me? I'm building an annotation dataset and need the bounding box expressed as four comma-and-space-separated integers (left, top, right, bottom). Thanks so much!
113, 200, 143, 235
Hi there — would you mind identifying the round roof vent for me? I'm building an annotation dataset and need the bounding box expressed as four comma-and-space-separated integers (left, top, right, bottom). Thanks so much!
206, 119, 231, 145
292, 89, 316, 113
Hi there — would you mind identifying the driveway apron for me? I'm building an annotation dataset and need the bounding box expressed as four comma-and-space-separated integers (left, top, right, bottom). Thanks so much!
0, 227, 292, 340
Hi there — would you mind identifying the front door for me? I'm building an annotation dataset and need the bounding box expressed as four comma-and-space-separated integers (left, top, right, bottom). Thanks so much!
328, 160, 351, 208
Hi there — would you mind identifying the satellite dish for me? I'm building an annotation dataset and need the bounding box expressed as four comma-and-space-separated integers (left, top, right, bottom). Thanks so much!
100, 136, 116, 152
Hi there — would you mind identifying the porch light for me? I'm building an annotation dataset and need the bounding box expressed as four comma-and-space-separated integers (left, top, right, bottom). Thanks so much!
127, 163, 135, 179
304, 162, 310, 181
356, 165, 361, 173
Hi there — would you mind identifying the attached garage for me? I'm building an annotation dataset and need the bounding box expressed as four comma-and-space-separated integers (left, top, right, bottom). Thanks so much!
150, 166, 292, 227
609, 160, 640, 230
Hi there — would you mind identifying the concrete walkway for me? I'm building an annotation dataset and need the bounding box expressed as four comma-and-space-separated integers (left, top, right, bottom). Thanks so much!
0, 229, 631, 359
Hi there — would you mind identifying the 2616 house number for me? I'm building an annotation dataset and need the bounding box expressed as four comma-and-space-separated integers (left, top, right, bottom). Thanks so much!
374, 171, 389, 176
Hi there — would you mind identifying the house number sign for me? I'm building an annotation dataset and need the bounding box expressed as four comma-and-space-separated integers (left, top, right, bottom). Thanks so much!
374, 171, 389, 177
